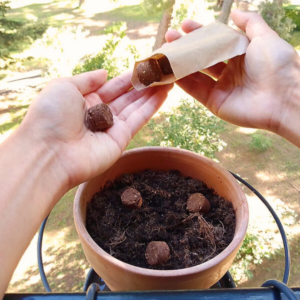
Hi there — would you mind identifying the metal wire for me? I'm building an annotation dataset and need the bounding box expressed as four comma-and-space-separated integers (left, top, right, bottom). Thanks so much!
37, 215, 51, 292
229, 172, 291, 285
262, 280, 299, 300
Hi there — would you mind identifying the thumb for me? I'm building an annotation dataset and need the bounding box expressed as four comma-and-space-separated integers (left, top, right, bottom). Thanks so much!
231, 9, 278, 41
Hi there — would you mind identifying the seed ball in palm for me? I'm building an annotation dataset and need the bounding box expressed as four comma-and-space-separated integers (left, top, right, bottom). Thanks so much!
121, 187, 142, 209
187, 193, 211, 213
145, 241, 171, 266
86, 103, 113, 132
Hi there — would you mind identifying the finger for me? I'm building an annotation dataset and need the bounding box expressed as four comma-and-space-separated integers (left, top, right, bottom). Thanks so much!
181, 19, 202, 33
95, 70, 133, 103
176, 72, 215, 106
103, 85, 173, 152
84, 93, 102, 108
165, 29, 182, 43
231, 9, 277, 40
203, 62, 227, 79
70, 69, 107, 95
177, 20, 225, 79
125, 85, 173, 137
116, 89, 158, 121
108, 87, 149, 116
117, 85, 172, 122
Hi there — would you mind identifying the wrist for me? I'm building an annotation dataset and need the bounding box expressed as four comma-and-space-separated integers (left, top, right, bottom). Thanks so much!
275, 62, 300, 148
2, 124, 70, 209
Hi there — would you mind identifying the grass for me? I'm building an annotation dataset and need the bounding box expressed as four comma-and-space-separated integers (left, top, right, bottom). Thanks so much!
7, 0, 79, 26
93, 5, 161, 23
127, 125, 152, 150
284, 4, 300, 10
289, 30, 300, 50
249, 132, 273, 153
7, 1, 161, 29
0, 103, 29, 134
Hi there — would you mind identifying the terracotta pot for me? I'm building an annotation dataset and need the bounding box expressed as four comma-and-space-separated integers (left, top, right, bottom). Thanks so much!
74, 147, 248, 291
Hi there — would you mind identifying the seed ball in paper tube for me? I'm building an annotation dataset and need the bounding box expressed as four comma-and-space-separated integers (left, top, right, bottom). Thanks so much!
137, 59, 162, 86
132, 21, 250, 90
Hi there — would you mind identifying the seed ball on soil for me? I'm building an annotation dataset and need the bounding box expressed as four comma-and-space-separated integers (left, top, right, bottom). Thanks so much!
145, 241, 171, 266
137, 59, 162, 86
86, 103, 113, 132
121, 187, 142, 209
187, 193, 211, 213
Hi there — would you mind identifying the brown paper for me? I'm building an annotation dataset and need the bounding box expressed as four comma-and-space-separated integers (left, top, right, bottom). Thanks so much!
131, 21, 249, 91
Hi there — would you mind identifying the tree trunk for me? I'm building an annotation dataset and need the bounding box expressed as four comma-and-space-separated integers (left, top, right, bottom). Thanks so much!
79, 0, 85, 7
218, 0, 234, 24
153, 0, 176, 51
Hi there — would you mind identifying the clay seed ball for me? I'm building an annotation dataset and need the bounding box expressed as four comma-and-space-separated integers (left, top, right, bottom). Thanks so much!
157, 56, 173, 75
121, 187, 143, 209
187, 193, 211, 213
145, 241, 171, 266
86, 103, 113, 132
137, 59, 162, 86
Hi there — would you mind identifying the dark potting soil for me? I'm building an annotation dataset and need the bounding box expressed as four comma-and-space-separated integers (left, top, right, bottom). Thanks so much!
86, 170, 236, 270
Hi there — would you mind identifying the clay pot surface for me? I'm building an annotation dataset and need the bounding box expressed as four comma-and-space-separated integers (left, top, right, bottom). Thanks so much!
74, 147, 248, 291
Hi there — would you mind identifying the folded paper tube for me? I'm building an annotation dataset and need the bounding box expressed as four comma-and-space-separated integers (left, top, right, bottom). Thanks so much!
131, 21, 250, 91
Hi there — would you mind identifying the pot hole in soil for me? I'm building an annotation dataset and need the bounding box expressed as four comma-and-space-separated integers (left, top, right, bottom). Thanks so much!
86, 170, 236, 270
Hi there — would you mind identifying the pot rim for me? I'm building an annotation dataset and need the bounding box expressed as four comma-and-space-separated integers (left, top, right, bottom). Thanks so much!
74, 146, 248, 277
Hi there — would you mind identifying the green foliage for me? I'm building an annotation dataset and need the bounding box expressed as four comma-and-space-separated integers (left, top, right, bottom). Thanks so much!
258, 0, 296, 41
147, 99, 226, 158
284, 6, 300, 30
289, 30, 300, 49
141, 0, 173, 15
0, 1, 47, 69
172, 3, 188, 29
249, 133, 273, 153
72, 22, 127, 80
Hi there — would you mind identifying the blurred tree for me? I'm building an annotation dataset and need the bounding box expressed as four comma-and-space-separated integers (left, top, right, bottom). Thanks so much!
142, 0, 176, 50
78, 0, 85, 7
218, 0, 234, 24
0, 0, 47, 69
259, 0, 296, 40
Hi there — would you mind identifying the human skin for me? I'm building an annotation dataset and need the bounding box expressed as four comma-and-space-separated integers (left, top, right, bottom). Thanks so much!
1, 9, 300, 298
0, 70, 173, 298
166, 10, 300, 148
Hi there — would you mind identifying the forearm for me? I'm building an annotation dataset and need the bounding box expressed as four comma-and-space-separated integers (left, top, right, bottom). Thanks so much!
0, 125, 69, 298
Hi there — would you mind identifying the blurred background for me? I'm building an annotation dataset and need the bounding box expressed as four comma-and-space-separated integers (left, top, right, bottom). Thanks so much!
1, 0, 300, 292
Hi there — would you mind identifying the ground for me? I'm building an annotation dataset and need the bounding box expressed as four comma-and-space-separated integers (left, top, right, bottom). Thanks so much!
2, 0, 300, 293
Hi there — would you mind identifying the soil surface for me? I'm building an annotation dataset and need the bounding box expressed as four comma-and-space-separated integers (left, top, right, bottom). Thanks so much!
86, 170, 236, 270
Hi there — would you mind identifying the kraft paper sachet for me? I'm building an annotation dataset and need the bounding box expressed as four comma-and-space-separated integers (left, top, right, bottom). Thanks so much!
131, 21, 250, 91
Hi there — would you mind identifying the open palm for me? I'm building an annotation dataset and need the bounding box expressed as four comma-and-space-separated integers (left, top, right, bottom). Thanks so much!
22, 70, 172, 188
166, 10, 300, 135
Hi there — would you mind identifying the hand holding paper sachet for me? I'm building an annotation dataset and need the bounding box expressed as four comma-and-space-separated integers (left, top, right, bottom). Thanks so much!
131, 9, 300, 149
131, 21, 249, 90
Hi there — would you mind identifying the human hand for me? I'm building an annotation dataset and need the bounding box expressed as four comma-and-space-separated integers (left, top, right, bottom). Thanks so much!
166, 10, 300, 147
20, 70, 173, 189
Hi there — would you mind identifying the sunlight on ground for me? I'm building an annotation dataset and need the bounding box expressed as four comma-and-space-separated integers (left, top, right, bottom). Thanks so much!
82, 0, 140, 17
131, 24, 158, 38
10, 0, 53, 9
9, 233, 39, 286
255, 171, 284, 182
54, 13, 75, 20
236, 127, 258, 134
